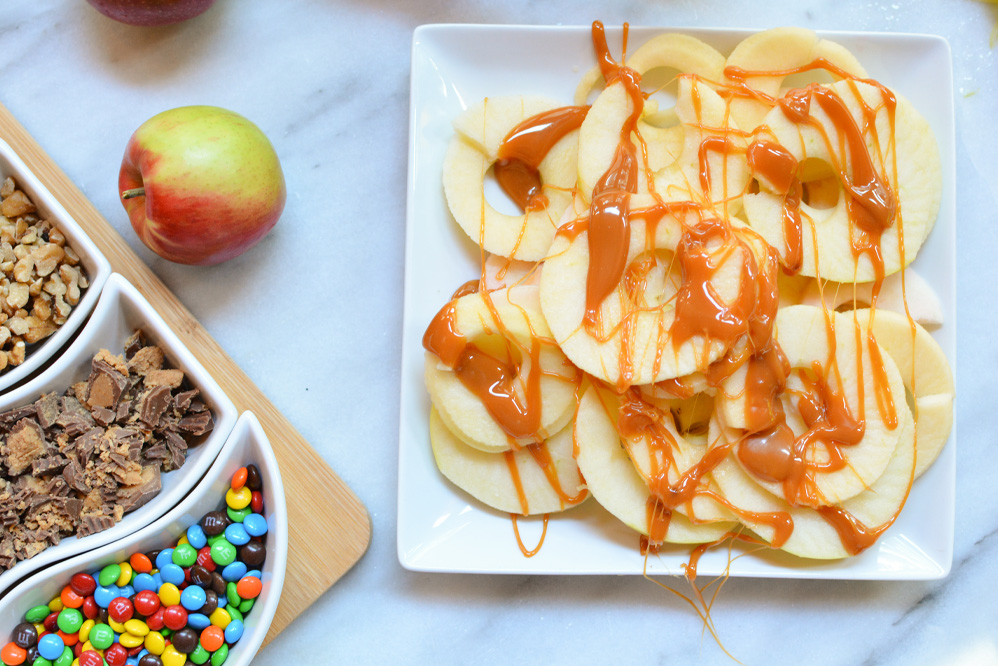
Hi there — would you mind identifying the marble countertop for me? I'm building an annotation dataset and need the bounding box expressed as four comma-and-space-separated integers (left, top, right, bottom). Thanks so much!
1, 1, 995, 664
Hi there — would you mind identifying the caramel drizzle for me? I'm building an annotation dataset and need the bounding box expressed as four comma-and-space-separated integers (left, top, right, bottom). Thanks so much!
510, 513, 550, 557
495, 105, 591, 212
746, 140, 803, 274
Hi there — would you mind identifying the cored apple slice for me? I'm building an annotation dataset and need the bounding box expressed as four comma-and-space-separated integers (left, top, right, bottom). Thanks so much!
574, 387, 735, 543
429, 408, 587, 515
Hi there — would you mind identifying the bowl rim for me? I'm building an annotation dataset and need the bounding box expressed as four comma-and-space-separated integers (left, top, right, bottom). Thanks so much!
0, 136, 113, 394
0, 410, 288, 666
0, 272, 239, 593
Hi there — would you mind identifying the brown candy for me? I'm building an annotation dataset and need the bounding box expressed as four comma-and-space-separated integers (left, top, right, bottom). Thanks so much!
210, 571, 226, 596
240, 541, 266, 567
12, 622, 37, 649
201, 589, 218, 616
171, 627, 199, 654
139, 655, 164, 666
189, 565, 212, 588
245, 464, 262, 491
200, 511, 228, 536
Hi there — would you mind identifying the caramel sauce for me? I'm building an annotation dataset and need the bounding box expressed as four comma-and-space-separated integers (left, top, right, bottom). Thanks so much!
510, 513, 550, 557
815, 505, 888, 555
584, 22, 644, 328
503, 450, 529, 515
495, 105, 591, 212
747, 140, 803, 273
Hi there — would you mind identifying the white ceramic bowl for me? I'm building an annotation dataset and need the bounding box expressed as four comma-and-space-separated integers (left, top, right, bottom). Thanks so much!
0, 273, 238, 594
0, 138, 112, 394
0, 411, 288, 666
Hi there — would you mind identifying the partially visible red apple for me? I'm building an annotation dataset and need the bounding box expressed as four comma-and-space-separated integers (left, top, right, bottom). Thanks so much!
86, 0, 215, 26
119, 106, 286, 266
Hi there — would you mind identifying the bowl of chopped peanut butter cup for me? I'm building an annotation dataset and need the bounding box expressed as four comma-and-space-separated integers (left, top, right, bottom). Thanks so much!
0, 273, 237, 594
0, 138, 112, 395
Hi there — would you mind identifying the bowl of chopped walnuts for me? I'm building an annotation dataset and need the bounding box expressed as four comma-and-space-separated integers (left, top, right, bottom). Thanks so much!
0, 273, 238, 594
0, 138, 112, 394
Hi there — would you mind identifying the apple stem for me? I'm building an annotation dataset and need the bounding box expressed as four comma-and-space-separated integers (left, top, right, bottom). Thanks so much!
121, 187, 146, 200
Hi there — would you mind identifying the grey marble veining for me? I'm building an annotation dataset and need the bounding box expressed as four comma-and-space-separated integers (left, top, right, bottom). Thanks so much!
0, 1, 995, 664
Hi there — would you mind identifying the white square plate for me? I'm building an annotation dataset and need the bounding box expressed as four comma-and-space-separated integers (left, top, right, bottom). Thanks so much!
398, 24, 956, 579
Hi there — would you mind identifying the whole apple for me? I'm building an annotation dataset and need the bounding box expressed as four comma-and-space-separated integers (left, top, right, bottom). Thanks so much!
86, 0, 216, 26
119, 106, 286, 266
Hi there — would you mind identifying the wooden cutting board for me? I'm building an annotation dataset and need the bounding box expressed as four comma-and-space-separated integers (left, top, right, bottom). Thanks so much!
0, 101, 371, 645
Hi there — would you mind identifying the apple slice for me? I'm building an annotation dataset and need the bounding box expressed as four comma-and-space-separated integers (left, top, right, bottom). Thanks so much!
574, 387, 736, 543
429, 408, 587, 515
800, 269, 944, 327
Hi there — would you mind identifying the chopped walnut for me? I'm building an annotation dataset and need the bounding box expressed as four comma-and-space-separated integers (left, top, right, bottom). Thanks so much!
0, 177, 89, 371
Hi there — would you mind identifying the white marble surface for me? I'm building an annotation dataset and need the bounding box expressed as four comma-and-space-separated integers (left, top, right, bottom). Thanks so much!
0, 1, 995, 664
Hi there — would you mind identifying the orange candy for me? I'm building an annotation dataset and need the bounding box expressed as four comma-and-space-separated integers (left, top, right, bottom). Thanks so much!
130, 552, 153, 574
235, 576, 262, 600
57, 629, 80, 647
61, 586, 85, 609
231, 467, 248, 490
1, 642, 26, 666
199, 626, 225, 652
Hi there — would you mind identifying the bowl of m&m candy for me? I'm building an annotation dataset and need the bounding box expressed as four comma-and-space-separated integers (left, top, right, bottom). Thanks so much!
0, 412, 288, 666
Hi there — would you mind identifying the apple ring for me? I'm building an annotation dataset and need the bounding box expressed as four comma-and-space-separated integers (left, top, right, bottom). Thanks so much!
574, 386, 736, 544
717, 305, 908, 506
429, 408, 587, 515
742, 80, 941, 282
722, 27, 869, 133
853, 308, 954, 478
800, 269, 944, 327
576, 76, 750, 215
540, 202, 775, 388
425, 285, 579, 453
708, 405, 915, 560
443, 96, 579, 261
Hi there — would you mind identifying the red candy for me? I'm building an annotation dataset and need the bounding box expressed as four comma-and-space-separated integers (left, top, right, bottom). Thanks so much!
70, 572, 98, 596
146, 607, 166, 631
43, 612, 59, 633
108, 597, 134, 623
163, 605, 188, 631
128, 646, 144, 657
105, 644, 128, 666
251, 490, 264, 513
196, 547, 216, 571
79, 650, 103, 666
134, 590, 161, 617
82, 596, 99, 620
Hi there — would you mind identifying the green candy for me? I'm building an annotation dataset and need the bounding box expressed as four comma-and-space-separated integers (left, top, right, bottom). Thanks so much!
211, 540, 237, 567
211, 644, 229, 666
225, 606, 243, 623
54, 647, 74, 666
226, 582, 241, 606
57, 607, 83, 633
190, 645, 210, 665
32, 659, 53, 666
161, 628, 173, 638
173, 543, 198, 567
25, 604, 50, 623
226, 506, 251, 523
238, 598, 255, 613
98, 563, 121, 587
89, 623, 114, 650
207, 534, 225, 546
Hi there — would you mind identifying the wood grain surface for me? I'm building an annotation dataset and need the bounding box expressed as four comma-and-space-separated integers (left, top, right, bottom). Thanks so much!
0, 100, 371, 645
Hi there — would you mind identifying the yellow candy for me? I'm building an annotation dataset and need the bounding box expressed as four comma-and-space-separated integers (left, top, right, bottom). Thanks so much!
48, 597, 64, 612
162, 645, 187, 666
32, 623, 43, 636
80, 641, 94, 653
120, 633, 144, 649
108, 618, 127, 633
71, 660, 79, 666
225, 486, 252, 510
158, 583, 181, 607
208, 607, 231, 629
177, 535, 190, 546
117, 562, 133, 587
79, 619, 95, 643
145, 632, 166, 655
124, 619, 150, 636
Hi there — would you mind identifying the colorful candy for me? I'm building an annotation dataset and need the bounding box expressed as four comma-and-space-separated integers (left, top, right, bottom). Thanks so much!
3, 465, 270, 666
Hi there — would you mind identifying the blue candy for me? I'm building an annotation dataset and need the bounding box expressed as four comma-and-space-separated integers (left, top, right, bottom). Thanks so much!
180, 585, 207, 611
155, 549, 174, 571
118, 584, 135, 599
38, 634, 65, 660
94, 585, 117, 608
245, 570, 262, 580
186, 525, 208, 550
224, 524, 250, 546
242, 514, 268, 537
221, 562, 247, 582
187, 613, 211, 631
160, 563, 185, 586
133, 573, 156, 593
151, 573, 163, 590
217, 596, 227, 608
224, 620, 244, 644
